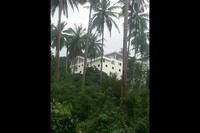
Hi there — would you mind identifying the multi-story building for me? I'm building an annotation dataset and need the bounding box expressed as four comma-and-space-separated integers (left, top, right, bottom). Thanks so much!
71, 51, 123, 79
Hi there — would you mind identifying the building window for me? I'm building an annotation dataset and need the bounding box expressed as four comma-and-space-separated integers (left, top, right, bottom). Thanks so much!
79, 65, 80, 67
82, 64, 83, 66
112, 67, 114, 69
118, 62, 121, 66
80, 71, 81, 73
119, 69, 121, 72
98, 64, 100, 67
103, 59, 105, 62
87, 63, 89, 66
106, 64, 108, 67
111, 60, 115, 65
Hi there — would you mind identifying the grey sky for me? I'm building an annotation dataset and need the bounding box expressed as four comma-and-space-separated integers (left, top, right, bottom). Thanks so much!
51, 0, 149, 57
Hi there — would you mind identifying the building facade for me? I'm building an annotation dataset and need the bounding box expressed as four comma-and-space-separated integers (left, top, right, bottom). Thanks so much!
71, 51, 123, 79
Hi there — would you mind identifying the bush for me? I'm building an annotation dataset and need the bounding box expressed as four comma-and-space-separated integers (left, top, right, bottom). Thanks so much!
51, 101, 76, 133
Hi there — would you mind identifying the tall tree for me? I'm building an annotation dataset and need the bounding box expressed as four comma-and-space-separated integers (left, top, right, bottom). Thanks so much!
91, 0, 120, 86
51, 22, 68, 52
118, 0, 149, 88
121, 0, 129, 110
51, 0, 78, 81
81, 0, 100, 88
63, 34, 72, 78
129, 1, 149, 88
118, 0, 146, 56
63, 24, 86, 74
87, 33, 102, 65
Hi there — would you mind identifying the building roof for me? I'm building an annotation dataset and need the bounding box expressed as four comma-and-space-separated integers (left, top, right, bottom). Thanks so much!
104, 51, 123, 57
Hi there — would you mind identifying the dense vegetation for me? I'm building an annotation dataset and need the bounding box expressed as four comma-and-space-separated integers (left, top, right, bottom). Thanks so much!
51, 56, 149, 133
51, 0, 149, 132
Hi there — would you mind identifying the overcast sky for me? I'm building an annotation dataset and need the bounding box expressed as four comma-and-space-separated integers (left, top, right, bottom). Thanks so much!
51, 0, 149, 57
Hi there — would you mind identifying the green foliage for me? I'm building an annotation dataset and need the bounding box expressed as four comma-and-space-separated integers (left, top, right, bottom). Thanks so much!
51, 0, 149, 131
51, 51, 149, 133
127, 57, 149, 89
85, 66, 109, 86
51, 101, 76, 133
51, 79, 149, 133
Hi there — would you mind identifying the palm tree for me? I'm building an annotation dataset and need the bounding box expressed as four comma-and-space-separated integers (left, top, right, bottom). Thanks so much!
51, 22, 73, 79
51, 22, 68, 53
80, 0, 100, 88
63, 34, 72, 77
87, 33, 102, 66
51, 0, 78, 81
117, 0, 146, 56
118, 0, 149, 89
91, 0, 120, 86
121, 0, 129, 108
129, 2, 149, 88
129, 2, 148, 54
63, 24, 86, 74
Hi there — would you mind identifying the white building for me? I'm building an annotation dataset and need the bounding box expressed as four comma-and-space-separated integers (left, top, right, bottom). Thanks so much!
71, 51, 123, 79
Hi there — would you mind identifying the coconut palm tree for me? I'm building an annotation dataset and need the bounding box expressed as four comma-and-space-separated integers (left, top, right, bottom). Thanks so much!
87, 33, 103, 65
51, 22, 68, 52
118, 0, 149, 89
63, 24, 86, 74
129, 1, 149, 55
91, 0, 120, 86
51, 0, 78, 81
121, 0, 129, 105
63, 34, 72, 77
129, 2, 149, 88
117, 0, 147, 55
79, 0, 100, 88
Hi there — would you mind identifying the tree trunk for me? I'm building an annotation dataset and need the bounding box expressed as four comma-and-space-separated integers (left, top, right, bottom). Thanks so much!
121, 0, 129, 111
100, 23, 104, 86
90, 58, 92, 66
82, 5, 92, 88
139, 61, 144, 89
73, 58, 76, 74
55, 0, 62, 82
127, 1, 134, 57
66, 46, 69, 78
131, 21, 139, 88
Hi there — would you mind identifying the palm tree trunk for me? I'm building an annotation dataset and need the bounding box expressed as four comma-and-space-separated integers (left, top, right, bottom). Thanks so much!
121, 0, 129, 110
131, 50, 137, 88
139, 61, 144, 89
127, 1, 134, 57
131, 21, 138, 88
73, 59, 76, 74
82, 5, 92, 88
66, 46, 69, 78
90, 58, 92, 66
55, 0, 62, 82
100, 22, 104, 86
